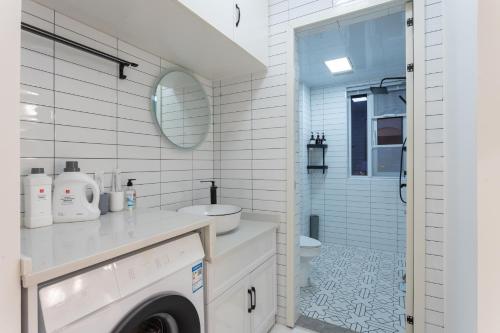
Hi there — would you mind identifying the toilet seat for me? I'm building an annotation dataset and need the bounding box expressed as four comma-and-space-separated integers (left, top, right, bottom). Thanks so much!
299, 236, 322, 287
300, 235, 321, 248
299, 236, 321, 259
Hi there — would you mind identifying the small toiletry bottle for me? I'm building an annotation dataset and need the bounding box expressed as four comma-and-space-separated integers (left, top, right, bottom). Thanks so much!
321, 132, 326, 144
96, 171, 109, 215
23, 168, 52, 228
315, 132, 321, 144
126, 179, 137, 209
309, 132, 315, 144
110, 169, 124, 212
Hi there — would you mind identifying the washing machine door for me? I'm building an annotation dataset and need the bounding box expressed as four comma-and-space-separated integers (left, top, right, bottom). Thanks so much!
113, 294, 200, 333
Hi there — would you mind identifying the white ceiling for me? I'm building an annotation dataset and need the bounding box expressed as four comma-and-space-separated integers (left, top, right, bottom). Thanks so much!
297, 11, 406, 88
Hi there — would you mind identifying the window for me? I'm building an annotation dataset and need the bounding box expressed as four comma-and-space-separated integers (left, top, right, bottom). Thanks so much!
376, 117, 403, 145
350, 94, 368, 176
349, 88, 406, 177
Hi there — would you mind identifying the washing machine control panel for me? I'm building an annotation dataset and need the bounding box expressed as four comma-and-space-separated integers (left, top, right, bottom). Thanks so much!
113, 233, 203, 296
39, 233, 205, 332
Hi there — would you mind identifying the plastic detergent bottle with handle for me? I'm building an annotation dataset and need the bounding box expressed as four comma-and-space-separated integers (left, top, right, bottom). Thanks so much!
53, 161, 100, 223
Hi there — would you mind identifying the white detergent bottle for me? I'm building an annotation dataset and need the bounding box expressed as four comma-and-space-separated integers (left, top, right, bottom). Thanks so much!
23, 168, 53, 228
53, 161, 100, 223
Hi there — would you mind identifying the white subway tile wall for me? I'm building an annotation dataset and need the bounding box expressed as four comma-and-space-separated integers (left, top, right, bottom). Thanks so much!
20, 0, 214, 217
424, 0, 445, 331
307, 85, 406, 253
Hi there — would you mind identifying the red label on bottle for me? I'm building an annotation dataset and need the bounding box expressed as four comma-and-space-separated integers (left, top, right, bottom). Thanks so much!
65, 189, 70, 194
39, 188, 44, 193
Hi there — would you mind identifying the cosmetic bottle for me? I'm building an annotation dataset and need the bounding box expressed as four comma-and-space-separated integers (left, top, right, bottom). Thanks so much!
125, 178, 137, 210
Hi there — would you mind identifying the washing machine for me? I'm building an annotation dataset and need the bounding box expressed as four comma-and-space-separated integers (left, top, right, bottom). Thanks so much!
38, 233, 205, 333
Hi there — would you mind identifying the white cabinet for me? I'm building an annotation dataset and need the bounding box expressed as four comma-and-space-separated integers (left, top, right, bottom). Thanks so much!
207, 256, 276, 333
177, 0, 235, 40
250, 257, 276, 333
208, 276, 251, 333
233, 0, 269, 64
178, 0, 268, 65
206, 221, 277, 333
34, 0, 267, 79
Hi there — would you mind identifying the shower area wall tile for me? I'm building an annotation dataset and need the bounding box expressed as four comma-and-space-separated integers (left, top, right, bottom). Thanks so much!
306, 85, 406, 252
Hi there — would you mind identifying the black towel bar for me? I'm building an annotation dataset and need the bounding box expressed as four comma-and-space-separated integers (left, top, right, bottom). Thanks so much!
21, 22, 138, 79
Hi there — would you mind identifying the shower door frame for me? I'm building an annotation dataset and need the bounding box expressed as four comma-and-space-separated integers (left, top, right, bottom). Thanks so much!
284, 1, 426, 332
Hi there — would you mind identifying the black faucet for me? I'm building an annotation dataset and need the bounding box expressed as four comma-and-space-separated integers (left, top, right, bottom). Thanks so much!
200, 180, 217, 204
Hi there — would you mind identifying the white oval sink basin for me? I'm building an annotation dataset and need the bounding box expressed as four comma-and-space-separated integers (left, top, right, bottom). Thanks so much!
178, 204, 242, 235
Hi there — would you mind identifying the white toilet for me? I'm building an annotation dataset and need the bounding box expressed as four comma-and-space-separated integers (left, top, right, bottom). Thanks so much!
299, 235, 322, 287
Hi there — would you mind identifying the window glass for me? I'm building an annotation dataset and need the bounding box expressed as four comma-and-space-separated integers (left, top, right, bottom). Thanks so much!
377, 117, 403, 145
372, 146, 401, 177
350, 95, 368, 176
373, 90, 406, 116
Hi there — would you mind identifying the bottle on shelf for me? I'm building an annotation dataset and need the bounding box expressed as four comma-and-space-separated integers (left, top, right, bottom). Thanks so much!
315, 132, 321, 145
309, 132, 315, 144
321, 132, 326, 144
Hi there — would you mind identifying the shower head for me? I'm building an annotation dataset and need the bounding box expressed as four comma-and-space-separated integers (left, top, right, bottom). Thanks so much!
370, 77, 406, 95
370, 86, 388, 95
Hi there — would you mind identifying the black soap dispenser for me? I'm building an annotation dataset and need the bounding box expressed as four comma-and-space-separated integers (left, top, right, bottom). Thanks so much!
309, 132, 315, 144
321, 132, 326, 144
125, 178, 136, 209
315, 132, 321, 145
201, 180, 217, 204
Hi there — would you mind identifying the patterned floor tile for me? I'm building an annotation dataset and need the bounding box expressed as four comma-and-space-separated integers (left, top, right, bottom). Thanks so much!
299, 244, 406, 333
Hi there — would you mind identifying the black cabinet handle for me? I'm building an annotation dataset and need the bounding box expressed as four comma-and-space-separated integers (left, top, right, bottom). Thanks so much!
251, 287, 256, 310
247, 289, 252, 313
235, 4, 241, 27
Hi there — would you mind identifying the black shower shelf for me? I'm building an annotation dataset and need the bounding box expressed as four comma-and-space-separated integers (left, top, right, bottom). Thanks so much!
307, 144, 328, 149
307, 143, 328, 174
307, 165, 328, 170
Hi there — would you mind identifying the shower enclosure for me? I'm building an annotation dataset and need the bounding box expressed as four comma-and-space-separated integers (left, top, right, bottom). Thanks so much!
294, 7, 410, 333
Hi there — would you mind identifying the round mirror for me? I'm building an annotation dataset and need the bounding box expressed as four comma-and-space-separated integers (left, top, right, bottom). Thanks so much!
151, 70, 211, 149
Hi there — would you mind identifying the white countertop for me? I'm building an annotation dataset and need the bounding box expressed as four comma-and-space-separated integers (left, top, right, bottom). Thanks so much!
214, 218, 277, 258
20, 208, 215, 287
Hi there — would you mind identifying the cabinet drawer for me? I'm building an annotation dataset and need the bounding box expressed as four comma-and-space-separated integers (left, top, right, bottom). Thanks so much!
206, 228, 276, 302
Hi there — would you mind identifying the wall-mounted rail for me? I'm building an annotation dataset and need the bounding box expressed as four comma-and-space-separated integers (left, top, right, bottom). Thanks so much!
21, 22, 138, 79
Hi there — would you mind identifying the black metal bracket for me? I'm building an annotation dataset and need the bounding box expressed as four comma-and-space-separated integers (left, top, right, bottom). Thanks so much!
307, 144, 328, 174
21, 22, 138, 80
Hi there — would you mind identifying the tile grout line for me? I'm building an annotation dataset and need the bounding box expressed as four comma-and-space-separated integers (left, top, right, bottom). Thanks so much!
115, 38, 119, 174
52, 10, 56, 178
251, 74, 254, 212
